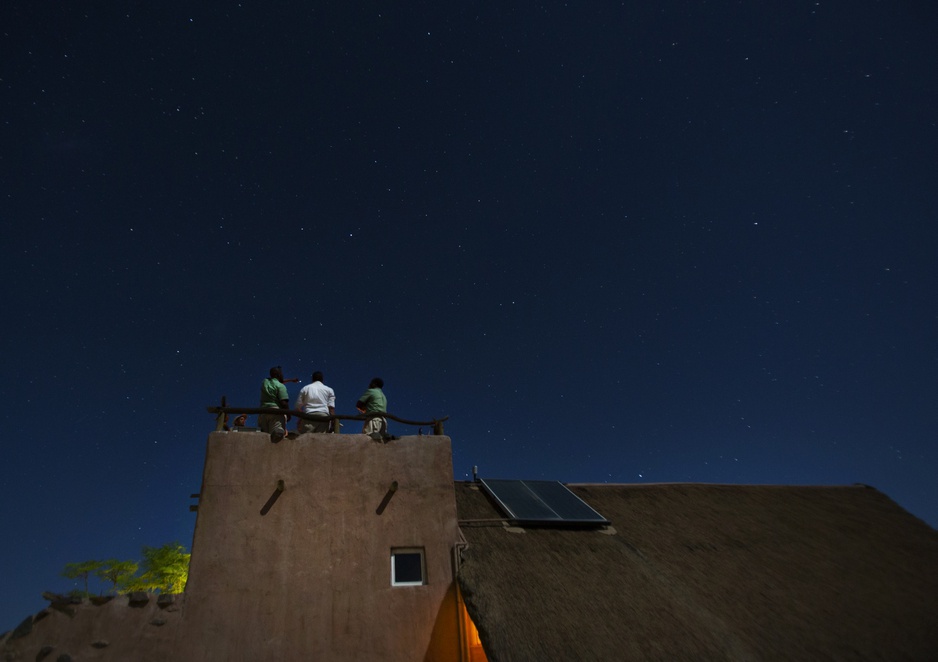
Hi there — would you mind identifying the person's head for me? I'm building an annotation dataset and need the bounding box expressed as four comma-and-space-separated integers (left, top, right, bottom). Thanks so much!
311, 371, 324, 383
234, 413, 248, 426
269, 365, 284, 382
369, 377, 384, 389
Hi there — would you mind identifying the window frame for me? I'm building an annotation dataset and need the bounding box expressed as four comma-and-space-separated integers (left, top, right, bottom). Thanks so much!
390, 547, 427, 587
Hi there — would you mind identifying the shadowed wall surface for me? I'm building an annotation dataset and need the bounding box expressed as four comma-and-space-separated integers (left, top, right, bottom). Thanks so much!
179, 432, 462, 661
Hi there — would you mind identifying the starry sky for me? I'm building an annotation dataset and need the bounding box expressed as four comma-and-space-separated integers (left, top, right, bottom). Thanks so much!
2, 0, 936, 632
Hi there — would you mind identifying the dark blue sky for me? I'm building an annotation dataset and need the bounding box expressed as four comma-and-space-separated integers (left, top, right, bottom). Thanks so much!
2, 1, 936, 631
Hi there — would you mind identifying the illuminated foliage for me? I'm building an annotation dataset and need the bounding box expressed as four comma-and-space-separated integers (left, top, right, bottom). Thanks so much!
60, 543, 189, 596
96, 559, 140, 594
129, 543, 190, 594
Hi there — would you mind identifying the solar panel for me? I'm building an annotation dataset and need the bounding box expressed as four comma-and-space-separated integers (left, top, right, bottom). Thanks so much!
479, 479, 609, 525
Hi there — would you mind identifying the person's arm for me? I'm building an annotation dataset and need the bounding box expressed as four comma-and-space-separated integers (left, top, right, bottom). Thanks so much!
277, 383, 291, 420
294, 389, 306, 413
356, 390, 370, 413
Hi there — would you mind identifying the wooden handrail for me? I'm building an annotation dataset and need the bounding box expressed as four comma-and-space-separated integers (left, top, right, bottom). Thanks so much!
206, 402, 448, 435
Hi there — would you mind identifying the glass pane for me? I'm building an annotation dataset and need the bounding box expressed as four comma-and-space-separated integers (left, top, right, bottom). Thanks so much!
393, 552, 423, 584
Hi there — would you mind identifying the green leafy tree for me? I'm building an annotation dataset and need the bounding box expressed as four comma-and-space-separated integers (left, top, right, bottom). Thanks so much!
129, 543, 190, 594
59, 543, 189, 597
95, 559, 139, 594
61, 560, 104, 597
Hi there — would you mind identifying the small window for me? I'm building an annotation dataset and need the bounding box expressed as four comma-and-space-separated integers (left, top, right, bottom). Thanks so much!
391, 548, 426, 586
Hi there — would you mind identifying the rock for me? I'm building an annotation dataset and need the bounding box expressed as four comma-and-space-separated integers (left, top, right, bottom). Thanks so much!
128, 592, 149, 607
41, 592, 78, 616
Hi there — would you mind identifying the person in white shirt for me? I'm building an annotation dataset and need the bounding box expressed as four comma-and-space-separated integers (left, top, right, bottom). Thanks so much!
294, 371, 336, 433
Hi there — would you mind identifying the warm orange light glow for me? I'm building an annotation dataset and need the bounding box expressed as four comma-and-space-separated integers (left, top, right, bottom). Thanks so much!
467, 616, 482, 647
458, 588, 488, 662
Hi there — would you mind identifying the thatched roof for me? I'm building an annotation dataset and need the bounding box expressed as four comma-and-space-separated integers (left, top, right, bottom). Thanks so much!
455, 482, 938, 661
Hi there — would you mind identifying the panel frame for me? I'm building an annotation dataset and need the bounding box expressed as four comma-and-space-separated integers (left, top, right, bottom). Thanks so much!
478, 478, 610, 525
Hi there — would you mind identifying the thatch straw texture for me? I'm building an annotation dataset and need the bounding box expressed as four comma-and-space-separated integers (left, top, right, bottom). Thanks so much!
455, 482, 938, 661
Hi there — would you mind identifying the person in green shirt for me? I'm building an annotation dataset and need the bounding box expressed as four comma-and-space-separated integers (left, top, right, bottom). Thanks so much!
259, 366, 291, 442
356, 377, 387, 439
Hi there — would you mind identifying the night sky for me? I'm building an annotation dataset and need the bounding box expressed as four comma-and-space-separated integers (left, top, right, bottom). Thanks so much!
2, 1, 937, 631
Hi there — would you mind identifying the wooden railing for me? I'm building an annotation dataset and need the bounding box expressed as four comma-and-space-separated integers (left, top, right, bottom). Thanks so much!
206, 397, 448, 435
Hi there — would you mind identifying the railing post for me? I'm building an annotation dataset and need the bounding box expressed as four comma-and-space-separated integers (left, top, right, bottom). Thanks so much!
215, 396, 227, 431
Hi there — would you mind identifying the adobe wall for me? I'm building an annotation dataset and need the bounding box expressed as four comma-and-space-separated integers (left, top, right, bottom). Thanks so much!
0, 594, 184, 661
174, 431, 462, 661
